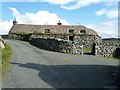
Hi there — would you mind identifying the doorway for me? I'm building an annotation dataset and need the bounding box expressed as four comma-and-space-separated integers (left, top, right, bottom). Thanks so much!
69, 36, 74, 41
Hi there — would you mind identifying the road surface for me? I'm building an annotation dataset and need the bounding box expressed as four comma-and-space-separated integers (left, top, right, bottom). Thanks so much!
2, 40, 118, 88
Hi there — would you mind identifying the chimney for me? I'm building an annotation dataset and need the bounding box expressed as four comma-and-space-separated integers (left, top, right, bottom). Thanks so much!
57, 20, 62, 25
13, 18, 17, 25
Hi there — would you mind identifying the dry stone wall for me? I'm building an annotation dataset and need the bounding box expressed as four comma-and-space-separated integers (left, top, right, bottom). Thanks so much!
9, 33, 120, 58
9, 34, 102, 48
8, 34, 31, 41
30, 34, 68, 40
95, 42, 120, 57
30, 37, 83, 55
74, 35, 102, 48
30, 34, 102, 48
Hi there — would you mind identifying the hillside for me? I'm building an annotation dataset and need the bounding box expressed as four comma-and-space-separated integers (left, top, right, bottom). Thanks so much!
102, 38, 120, 44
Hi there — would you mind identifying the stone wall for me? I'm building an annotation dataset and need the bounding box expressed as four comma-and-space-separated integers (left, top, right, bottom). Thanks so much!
8, 34, 31, 41
29, 37, 83, 55
30, 34, 68, 40
9, 34, 102, 48
30, 34, 102, 48
8, 33, 120, 57
74, 35, 102, 48
95, 42, 120, 57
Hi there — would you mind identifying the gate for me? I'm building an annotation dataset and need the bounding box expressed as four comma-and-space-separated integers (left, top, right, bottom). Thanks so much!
83, 43, 96, 55
91, 43, 96, 55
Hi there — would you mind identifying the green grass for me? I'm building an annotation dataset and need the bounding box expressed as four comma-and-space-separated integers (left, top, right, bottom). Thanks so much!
12, 32, 31, 35
63, 59, 71, 62
83, 47, 91, 52
2, 43, 12, 76
1, 35, 8, 39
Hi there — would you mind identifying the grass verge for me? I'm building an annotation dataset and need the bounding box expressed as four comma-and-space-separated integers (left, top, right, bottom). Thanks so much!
2, 43, 12, 77
104, 55, 120, 60
83, 47, 91, 52
97, 55, 120, 60
0, 49, 2, 85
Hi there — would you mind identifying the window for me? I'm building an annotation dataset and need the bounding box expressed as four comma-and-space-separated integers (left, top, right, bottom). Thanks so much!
69, 29, 74, 33
80, 30, 86, 34
45, 29, 50, 33
69, 36, 74, 41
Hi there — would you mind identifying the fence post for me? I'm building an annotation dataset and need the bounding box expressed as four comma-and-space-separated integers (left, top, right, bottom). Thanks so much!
80, 44, 83, 55
95, 45, 98, 55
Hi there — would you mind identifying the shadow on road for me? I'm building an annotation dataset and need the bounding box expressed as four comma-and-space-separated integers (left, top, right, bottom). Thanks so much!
10, 62, 118, 89
83, 52, 94, 55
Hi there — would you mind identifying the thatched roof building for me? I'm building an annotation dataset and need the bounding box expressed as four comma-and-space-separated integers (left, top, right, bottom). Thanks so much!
9, 20, 98, 35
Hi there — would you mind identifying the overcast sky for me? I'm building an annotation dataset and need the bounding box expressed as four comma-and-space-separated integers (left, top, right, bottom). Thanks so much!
0, 0, 119, 38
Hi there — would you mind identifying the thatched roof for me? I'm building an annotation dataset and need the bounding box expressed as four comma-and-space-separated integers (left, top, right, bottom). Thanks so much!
9, 24, 98, 35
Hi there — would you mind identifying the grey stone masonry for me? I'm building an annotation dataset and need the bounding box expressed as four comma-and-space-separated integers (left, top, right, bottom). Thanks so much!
9, 33, 102, 48
30, 37, 83, 55
74, 35, 102, 48
95, 42, 120, 57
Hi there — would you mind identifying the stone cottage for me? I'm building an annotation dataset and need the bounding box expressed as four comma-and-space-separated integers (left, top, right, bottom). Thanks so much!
8, 20, 120, 57
9, 20, 102, 48
9, 20, 104, 55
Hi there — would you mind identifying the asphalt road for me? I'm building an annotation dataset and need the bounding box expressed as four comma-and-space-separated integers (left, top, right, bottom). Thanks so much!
2, 40, 118, 89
